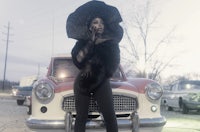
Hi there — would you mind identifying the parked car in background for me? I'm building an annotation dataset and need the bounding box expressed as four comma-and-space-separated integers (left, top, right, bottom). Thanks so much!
11, 85, 20, 98
160, 85, 171, 106
12, 85, 33, 105
12, 75, 38, 114
26, 54, 166, 132
162, 80, 200, 114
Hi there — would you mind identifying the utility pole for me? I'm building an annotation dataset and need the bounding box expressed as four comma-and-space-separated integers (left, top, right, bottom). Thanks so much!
37, 64, 40, 78
51, 12, 55, 56
2, 22, 11, 91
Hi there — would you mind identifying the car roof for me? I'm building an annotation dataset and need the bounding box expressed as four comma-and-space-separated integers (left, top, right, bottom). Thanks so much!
179, 80, 200, 85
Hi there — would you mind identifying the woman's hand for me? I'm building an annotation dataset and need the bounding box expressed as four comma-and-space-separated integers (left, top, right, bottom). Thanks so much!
89, 26, 109, 45
90, 26, 98, 42
81, 71, 92, 80
80, 64, 92, 80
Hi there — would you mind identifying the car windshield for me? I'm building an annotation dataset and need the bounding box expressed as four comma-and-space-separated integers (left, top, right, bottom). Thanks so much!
52, 58, 79, 79
179, 81, 200, 90
51, 58, 123, 81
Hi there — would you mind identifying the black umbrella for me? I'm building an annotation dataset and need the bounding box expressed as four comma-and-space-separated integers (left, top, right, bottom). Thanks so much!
66, 0, 123, 42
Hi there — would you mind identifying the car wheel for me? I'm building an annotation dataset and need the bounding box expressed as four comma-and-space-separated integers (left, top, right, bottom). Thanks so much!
167, 106, 173, 111
182, 103, 189, 114
17, 100, 24, 105
27, 105, 32, 115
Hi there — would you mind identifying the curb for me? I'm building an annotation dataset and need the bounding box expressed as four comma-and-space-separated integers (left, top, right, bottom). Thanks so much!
0, 93, 13, 100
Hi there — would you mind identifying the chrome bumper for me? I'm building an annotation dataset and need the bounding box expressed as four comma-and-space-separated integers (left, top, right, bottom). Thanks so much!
13, 95, 26, 100
26, 112, 166, 132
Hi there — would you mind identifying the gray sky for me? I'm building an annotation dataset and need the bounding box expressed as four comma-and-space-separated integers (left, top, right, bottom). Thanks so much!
0, 0, 200, 81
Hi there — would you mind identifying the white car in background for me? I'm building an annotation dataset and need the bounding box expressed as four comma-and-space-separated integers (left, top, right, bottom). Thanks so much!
163, 80, 200, 114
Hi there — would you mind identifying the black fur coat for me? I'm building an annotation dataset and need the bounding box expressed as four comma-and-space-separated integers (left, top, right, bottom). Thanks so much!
71, 39, 120, 93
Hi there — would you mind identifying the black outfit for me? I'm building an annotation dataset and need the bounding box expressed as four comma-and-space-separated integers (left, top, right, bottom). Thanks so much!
71, 39, 120, 132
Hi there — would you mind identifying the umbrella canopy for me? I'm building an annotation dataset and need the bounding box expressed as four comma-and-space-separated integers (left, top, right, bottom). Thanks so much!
66, 0, 123, 42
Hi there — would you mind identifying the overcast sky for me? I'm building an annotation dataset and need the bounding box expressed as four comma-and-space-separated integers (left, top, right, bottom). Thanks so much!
0, 0, 200, 81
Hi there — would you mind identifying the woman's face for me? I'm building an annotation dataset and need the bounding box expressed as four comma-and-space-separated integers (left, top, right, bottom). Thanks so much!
89, 17, 104, 34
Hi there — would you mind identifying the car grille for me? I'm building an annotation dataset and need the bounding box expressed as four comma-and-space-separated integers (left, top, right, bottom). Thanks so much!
62, 95, 137, 112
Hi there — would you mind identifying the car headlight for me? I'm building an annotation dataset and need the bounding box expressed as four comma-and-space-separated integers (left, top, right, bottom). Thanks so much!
145, 82, 163, 101
34, 82, 54, 104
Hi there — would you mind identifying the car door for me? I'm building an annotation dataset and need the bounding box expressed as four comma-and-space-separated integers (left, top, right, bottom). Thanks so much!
167, 83, 180, 108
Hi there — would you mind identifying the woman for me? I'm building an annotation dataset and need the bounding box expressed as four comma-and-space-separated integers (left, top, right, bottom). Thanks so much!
71, 17, 120, 132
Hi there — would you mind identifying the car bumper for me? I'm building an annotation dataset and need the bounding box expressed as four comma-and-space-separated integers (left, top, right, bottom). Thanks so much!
12, 95, 26, 100
26, 112, 166, 132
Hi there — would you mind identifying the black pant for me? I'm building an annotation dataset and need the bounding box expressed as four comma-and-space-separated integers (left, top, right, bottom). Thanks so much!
74, 76, 118, 132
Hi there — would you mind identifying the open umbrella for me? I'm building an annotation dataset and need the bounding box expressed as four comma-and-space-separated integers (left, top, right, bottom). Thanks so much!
66, 0, 123, 42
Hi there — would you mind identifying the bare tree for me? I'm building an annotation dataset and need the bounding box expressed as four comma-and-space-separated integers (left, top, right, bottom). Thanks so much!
121, 0, 175, 81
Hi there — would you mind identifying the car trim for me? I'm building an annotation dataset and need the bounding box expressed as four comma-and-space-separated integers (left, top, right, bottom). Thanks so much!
12, 95, 26, 100
183, 101, 200, 109
26, 116, 166, 130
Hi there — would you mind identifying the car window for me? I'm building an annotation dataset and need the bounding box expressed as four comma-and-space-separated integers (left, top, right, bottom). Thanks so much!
179, 82, 200, 90
171, 84, 178, 91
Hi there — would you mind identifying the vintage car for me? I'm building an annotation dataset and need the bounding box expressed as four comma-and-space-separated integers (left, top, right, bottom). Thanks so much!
12, 85, 33, 105
12, 85, 33, 115
11, 85, 20, 101
162, 80, 200, 114
12, 75, 37, 114
26, 54, 166, 132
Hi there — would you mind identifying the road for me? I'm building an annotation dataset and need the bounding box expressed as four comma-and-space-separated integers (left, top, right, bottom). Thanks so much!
0, 94, 200, 132
0, 96, 29, 132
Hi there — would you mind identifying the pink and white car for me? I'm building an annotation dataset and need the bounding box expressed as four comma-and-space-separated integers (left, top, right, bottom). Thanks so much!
26, 54, 166, 132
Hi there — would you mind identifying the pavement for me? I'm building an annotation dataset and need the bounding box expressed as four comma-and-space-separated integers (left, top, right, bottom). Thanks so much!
0, 97, 29, 132
0, 92, 13, 100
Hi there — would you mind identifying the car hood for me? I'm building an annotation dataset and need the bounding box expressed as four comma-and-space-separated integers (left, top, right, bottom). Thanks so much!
53, 80, 138, 93
127, 78, 157, 94
40, 77, 156, 94
43, 78, 139, 93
